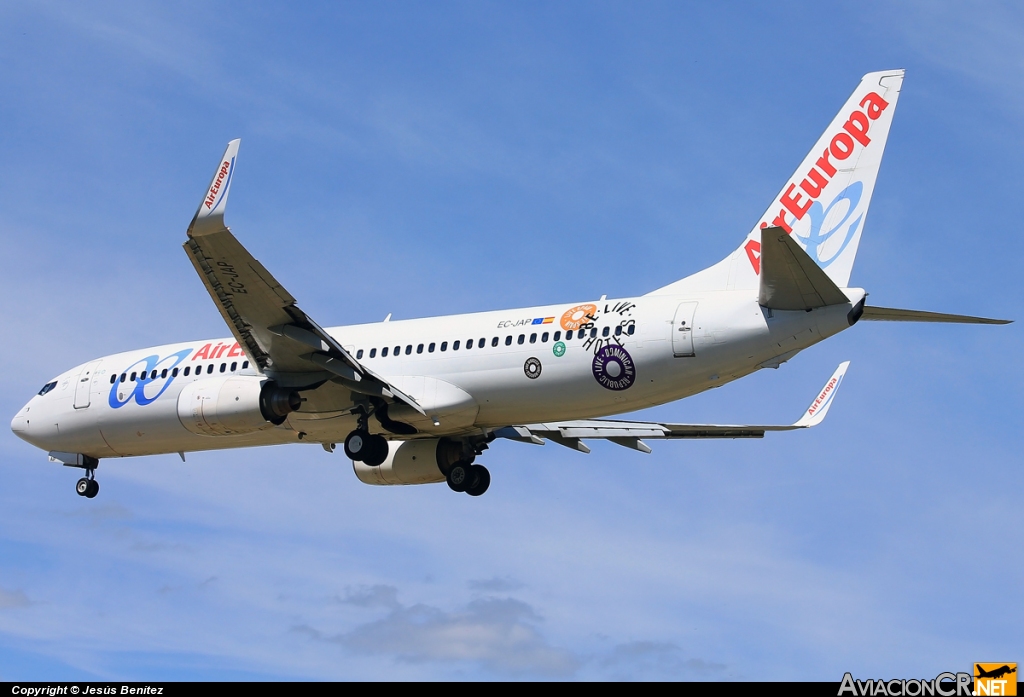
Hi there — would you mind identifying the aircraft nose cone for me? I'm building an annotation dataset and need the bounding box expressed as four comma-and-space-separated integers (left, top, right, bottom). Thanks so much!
11, 403, 32, 440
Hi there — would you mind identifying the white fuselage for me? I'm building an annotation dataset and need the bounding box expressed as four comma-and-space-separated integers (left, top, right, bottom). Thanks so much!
10, 290, 863, 461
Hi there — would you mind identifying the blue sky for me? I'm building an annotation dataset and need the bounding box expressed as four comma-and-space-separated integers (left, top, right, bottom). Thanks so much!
1, 0, 1021, 681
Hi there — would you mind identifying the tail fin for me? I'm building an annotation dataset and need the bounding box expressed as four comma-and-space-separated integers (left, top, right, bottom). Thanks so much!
650, 70, 904, 295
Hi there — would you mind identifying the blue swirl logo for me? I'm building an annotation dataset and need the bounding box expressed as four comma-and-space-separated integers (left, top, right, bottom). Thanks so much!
796, 181, 863, 268
108, 349, 192, 408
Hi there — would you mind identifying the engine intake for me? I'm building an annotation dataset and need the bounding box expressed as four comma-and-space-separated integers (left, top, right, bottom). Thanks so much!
177, 376, 300, 436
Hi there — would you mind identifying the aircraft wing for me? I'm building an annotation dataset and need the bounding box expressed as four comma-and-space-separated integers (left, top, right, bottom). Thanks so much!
183, 139, 424, 413
497, 362, 850, 453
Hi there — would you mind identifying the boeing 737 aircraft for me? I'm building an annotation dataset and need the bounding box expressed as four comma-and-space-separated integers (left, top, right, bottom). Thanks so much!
10, 69, 1009, 499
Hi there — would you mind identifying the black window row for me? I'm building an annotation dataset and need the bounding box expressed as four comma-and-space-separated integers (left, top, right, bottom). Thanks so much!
110, 360, 250, 384
353, 325, 634, 360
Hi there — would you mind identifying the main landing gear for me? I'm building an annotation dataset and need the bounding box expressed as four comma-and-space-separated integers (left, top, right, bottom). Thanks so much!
344, 428, 389, 466
76, 469, 99, 498
344, 409, 390, 467
446, 462, 490, 497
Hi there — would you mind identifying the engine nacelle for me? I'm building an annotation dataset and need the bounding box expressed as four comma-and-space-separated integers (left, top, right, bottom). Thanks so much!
353, 438, 463, 486
177, 376, 300, 436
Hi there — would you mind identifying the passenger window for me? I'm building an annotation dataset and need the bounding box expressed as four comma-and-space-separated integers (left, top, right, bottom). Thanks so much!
541, 332, 549, 342
130, 372, 137, 381
627, 324, 635, 335
453, 340, 460, 350
429, 342, 436, 353
207, 364, 214, 374
441, 341, 448, 352
518, 335, 525, 345
529, 333, 537, 343
505, 336, 512, 346
405, 345, 412, 355
491, 337, 498, 347
356, 349, 364, 359
370, 348, 377, 358
242, 361, 249, 369
614, 326, 622, 336
110, 374, 116, 384
382, 347, 389, 357
591, 328, 598, 338
161, 369, 168, 378
417, 344, 424, 354
120, 373, 127, 383
184, 367, 190, 376
394, 345, 400, 356
602, 327, 610, 337
172, 368, 179, 377
465, 339, 473, 350
554, 331, 561, 341
220, 363, 226, 373
564, 330, 573, 340
150, 370, 157, 379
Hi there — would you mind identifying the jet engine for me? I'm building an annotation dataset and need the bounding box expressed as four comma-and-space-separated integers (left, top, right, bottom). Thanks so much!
353, 438, 464, 485
177, 375, 301, 436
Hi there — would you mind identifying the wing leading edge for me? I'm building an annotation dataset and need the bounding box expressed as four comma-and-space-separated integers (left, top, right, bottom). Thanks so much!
183, 140, 424, 413
497, 362, 851, 453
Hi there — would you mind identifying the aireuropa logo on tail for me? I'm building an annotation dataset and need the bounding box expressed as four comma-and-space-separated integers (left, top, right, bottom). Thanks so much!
744, 90, 890, 274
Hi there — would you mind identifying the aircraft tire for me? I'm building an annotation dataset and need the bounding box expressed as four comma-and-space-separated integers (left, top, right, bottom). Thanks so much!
363, 435, 389, 467
76, 478, 90, 497
344, 430, 371, 461
465, 465, 490, 497
446, 462, 472, 493
85, 480, 99, 499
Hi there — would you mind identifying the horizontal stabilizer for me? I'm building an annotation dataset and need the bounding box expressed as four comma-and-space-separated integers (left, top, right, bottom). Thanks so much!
759, 227, 850, 310
499, 362, 851, 451
861, 306, 1011, 324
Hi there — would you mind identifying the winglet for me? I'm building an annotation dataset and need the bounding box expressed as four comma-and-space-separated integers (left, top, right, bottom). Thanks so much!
188, 139, 241, 238
794, 361, 850, 427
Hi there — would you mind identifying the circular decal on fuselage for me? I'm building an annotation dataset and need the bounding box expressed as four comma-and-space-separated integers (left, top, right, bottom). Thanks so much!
561, 304, 598, 331
552, 341, 566, 357
524, 357, 542, 379
592, 344, 636, 391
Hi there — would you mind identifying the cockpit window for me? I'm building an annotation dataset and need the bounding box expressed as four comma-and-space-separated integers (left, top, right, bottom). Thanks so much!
37, 381, 57, 396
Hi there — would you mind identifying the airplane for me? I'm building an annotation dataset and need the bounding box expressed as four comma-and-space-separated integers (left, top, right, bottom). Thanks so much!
10, 69, 1010, 499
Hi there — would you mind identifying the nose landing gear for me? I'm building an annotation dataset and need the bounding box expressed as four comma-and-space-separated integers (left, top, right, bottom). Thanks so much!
76, 469, 99, 498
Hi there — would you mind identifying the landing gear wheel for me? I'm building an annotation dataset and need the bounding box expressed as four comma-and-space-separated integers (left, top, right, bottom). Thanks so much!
76, 477, 99, 498
446, 461, 472, 493
465, 465, 490, 497
362, 435, 389, 467
344, 430, 371, 461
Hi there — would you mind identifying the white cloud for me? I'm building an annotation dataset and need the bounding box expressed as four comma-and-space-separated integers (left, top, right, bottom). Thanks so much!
299, 593, 579, 677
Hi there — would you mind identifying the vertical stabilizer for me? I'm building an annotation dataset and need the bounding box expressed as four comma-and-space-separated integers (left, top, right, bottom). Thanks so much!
650, 70, 904, 295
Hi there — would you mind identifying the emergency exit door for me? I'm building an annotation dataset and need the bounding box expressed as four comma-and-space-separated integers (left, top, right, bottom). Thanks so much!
672, 302, 698, 357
